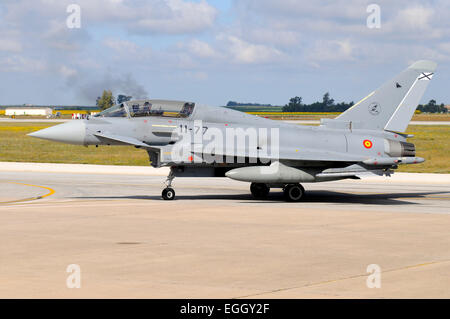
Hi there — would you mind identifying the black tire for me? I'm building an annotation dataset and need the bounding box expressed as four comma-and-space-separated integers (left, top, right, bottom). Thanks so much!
250, 183, 270, 199
162, 187, 176, 200
283, 184, 305, 202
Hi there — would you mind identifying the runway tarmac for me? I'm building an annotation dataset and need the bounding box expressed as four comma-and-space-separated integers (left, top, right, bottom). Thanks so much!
0, 165, 449, 298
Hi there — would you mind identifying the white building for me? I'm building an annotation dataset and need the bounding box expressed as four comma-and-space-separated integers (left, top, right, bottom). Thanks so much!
5, 107, 52, 116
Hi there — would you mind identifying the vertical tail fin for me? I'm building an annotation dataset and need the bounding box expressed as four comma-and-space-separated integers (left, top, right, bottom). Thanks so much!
334, 60, 437, 132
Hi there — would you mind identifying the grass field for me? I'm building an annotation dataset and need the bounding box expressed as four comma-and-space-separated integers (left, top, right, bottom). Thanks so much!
0, 122, 448, 173
411, 113, 450, 121
398, 125, 449, 173
0, 123, 149, 166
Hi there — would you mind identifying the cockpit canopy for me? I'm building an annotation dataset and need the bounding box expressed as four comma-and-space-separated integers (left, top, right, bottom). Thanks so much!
95, 99, 195, 118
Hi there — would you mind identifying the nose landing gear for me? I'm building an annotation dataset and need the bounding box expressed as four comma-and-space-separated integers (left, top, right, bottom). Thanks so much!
162, 187, 175, 200
162, 169, 176, 200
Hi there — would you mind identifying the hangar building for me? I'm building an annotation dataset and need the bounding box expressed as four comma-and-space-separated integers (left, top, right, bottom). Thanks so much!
5, 107, 52, 116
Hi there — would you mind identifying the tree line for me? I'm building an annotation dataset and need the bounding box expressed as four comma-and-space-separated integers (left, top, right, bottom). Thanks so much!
282, 93, 354, 112
282, 93, 447, 113
417, 100, 448, 113
226, 101, 273, 107
95, 89, 448, 114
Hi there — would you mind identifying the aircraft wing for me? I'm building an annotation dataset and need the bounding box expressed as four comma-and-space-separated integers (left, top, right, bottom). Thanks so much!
94, 132, 153, 148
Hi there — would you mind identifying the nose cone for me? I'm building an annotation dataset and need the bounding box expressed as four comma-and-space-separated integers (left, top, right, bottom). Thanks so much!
28, 120, 86, 145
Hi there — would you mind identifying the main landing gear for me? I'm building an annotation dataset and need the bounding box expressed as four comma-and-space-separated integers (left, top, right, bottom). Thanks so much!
283, 184, 305, 202
162, 169, 306, 202
250, 182, 305, 202
250, 183, 270, 199
162, 169, 176, 200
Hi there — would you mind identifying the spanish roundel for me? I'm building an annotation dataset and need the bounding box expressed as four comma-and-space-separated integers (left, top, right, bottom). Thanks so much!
363, 139, 373, 149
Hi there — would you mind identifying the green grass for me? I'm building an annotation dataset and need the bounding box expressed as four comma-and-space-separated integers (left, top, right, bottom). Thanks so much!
0, 122, 449, 173
0, 123, 149, 166
398, 125, 450, 173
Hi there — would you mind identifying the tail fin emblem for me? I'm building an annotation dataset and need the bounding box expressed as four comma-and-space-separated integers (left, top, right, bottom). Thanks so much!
418, 72, 433, 80
368, 102, 380, 115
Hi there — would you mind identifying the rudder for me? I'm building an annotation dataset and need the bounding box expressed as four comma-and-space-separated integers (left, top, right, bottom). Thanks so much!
333, 60, 437, 132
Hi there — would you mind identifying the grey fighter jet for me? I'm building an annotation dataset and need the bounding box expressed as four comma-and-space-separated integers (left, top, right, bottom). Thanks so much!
29, 60, 436, 201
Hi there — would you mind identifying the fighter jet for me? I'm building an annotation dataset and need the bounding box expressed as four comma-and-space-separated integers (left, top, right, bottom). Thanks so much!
29, 60, 436, 201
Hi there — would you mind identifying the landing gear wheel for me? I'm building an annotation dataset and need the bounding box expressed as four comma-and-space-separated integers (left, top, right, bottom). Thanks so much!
250, 183, 270, 199
162, 187, 175, 200
162, 167, 176, 200
283, 184, 305, 202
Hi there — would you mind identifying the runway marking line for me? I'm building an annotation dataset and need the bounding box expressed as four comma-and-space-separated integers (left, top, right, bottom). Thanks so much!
0, 182, 55, 204
235, 259, 450, 299
25, 181, 450, 200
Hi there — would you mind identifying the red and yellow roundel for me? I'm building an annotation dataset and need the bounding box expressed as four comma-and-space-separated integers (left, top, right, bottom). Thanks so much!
363, 139, 373, 149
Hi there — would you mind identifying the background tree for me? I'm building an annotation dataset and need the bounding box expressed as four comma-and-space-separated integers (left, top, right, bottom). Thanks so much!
282, 96, 304, 112
283, 93, 353, 112
322, 92, 335, 108
417, 100, 448, 113
96, 90, 115, 110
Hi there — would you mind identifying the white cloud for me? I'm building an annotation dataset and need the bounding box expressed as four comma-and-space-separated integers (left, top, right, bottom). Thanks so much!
103, 38, 139, 54
42, 20, 90, 51
130, 0, 217, 34
394, 5, 434, 30
438, 42, 450, 54
307, 39, 356, 65
379, 5, 443, 39
0, 55, 46, 72
59, 65, 78, 78
1, 0, 450, 105
174, 71, 209, 81
185, 39, 217, 58
245, 28, 300, 47
226, 0, 450, 67
240, 0, 366, 21
0, 30, 22, 52
66, 0, 218, 35
2, 0, 218, 35
0, 39, 22, 52
219, 35, 283, 64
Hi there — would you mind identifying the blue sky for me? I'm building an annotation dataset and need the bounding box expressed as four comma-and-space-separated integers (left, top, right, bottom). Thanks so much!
0, 0, 449, 106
